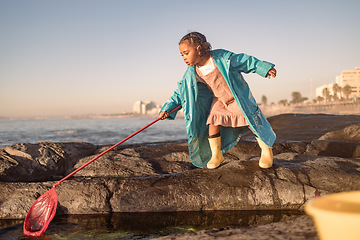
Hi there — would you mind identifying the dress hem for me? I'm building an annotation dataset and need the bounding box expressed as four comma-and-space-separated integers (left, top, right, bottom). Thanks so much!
206, 114, 248, 128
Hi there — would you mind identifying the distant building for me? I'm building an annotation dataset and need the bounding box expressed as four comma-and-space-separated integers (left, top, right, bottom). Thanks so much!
133, 100, 161, 115
133, 100, 143, 114
316, 83, 336, 99
336, 67, 360, 99
316, 67, 360, 100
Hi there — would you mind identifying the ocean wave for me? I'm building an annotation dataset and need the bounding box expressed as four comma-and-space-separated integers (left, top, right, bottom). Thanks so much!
52, 130, 78, 134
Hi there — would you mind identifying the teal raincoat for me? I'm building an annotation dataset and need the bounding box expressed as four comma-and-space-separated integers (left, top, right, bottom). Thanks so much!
160, 49, 276, 168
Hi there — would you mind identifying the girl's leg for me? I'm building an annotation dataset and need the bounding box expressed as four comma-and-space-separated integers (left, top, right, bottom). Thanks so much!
209, 124, 220, 136
207, 124, 224, 169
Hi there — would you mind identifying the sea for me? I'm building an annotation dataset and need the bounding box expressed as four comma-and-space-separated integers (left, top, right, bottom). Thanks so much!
0, 116, 187, 148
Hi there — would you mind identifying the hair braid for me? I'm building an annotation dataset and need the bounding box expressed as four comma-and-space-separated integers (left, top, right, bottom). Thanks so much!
179, 32, 212, 57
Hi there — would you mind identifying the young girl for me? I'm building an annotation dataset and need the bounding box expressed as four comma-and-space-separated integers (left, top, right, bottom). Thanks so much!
160, 32, 277, 169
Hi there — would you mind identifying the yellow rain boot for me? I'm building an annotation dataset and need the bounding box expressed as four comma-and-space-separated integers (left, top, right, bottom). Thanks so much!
256, 137, 273, 168
207, 136, 224, 169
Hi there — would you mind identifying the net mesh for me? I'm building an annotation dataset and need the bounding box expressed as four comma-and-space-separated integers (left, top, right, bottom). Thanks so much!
24, 187, 58, 237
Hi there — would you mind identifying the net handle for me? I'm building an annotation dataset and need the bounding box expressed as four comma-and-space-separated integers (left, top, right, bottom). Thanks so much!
53, 105, 181, 188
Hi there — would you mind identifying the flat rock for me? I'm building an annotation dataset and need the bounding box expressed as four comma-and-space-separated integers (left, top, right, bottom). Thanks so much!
1, 152, 359, 218
266, 113, 360, 142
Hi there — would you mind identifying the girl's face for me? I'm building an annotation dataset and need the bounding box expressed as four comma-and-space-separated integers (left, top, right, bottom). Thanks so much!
179, 41, 201, 66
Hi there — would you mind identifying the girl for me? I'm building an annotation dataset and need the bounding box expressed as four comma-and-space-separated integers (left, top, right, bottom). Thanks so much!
160, 32, 277, 169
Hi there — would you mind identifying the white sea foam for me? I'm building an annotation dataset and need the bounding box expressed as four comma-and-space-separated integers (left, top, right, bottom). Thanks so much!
52, 130, 77, 134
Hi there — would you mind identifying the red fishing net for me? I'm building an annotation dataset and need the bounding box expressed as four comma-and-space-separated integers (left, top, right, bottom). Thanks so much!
22, 105, 181, 237
23, 187, 58, 237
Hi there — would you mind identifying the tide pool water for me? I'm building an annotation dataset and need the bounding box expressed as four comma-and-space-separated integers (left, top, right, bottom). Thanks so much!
0, 210, 303, 240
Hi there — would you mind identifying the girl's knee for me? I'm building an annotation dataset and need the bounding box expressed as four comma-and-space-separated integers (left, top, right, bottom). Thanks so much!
208, 124, 220, 136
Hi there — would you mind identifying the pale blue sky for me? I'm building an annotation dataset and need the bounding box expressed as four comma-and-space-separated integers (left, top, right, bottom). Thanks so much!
1, 0, 359, 117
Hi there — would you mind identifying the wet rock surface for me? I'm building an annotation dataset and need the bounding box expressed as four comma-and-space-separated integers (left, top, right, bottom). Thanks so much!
1, 113, 360, 239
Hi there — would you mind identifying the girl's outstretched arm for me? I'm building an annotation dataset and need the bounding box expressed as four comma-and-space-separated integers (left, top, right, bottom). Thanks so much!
266, 68, 277, 79
230, 53, 275, 78
159, 87, 182, 120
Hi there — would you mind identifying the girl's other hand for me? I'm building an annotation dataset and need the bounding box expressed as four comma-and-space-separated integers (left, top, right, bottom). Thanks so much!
159, 111, 169, 120
266, 68, 277, 79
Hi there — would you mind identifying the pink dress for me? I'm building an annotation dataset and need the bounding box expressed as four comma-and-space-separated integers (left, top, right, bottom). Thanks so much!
196, 58, 248, 127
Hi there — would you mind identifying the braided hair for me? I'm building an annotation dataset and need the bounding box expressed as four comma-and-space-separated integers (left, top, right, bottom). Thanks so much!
179, 32, 212, 57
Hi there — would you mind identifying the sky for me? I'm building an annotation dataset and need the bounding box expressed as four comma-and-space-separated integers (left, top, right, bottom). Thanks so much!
1, 0, 359, 118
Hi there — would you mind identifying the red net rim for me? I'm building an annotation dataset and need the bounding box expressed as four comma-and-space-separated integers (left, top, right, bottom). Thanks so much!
23, 187, 58, 237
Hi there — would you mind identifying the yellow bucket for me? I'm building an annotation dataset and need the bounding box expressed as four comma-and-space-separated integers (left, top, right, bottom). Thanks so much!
305, 191, 360, 240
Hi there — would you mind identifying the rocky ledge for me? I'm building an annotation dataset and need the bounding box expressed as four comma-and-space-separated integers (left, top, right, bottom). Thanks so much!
1, 113, 360, 239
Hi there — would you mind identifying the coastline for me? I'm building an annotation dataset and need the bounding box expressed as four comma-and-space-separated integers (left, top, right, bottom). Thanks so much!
1, 101, 359, 121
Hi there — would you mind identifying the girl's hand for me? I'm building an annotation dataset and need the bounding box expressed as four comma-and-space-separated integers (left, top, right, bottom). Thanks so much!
266, 68, 277, 79
159, 111, 169, 120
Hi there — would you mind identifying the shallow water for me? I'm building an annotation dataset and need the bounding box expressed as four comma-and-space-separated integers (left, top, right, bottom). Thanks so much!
0, 210, 303, 239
